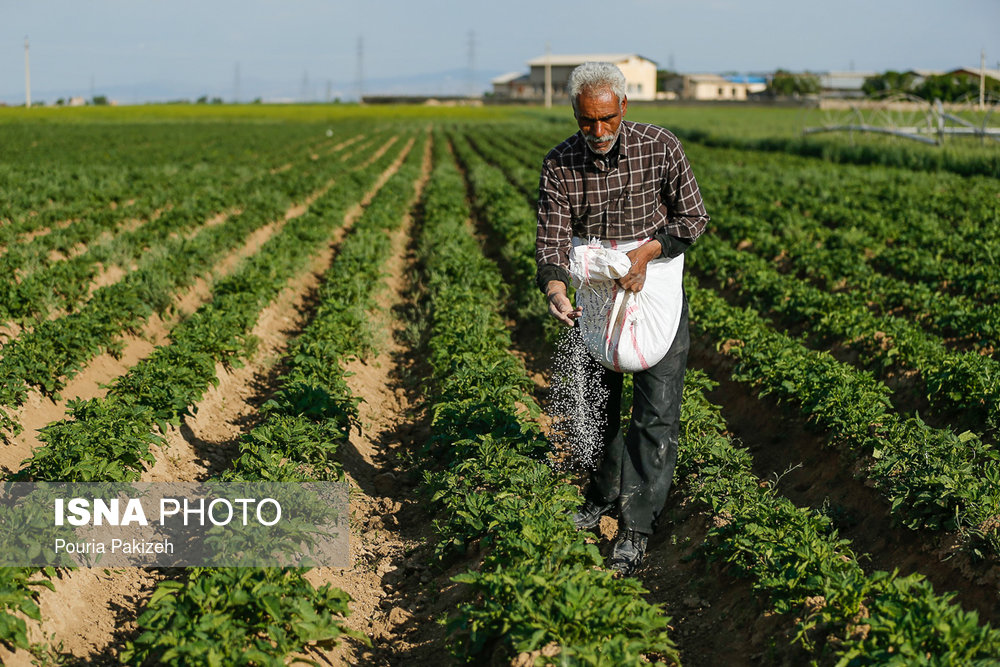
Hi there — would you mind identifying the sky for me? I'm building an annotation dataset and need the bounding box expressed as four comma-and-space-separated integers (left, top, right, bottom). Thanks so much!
2, 0, 999, 105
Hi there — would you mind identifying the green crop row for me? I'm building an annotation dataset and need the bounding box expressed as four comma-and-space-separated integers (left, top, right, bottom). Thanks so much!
3, 196, 166, 285
692, 236, 1000, 431
688, 282, 1000, 559
0, 130, 368, 325
0, 122, 329, 233
0, 131, 412, 657
677, 369, 1000, 664
467, 124, 1000, 309
682, 145, 1000, 350
685, 143, 1000, 248
414, 132, 677, 665
470, 124, 1000, 319
0, 126, 330, 659
0, 132, 388, 439
122, 130, 428, 667
683, 143, 1000, 309
701, 202, 1000, 353
668, 126, 1000, 180
457, 126, 543, 202
447, 129, 546, 322
14, 133, 411, 483
461, 127, 542, 205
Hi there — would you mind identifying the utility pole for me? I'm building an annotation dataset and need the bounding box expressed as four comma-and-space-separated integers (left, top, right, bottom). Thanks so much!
980, 49, 986, 111
234, 62, 241, 103
24, 36, 31, 108
544, 42, 552, 109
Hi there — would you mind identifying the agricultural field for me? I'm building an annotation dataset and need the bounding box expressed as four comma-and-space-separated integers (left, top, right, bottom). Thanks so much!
0, 102, 998, 666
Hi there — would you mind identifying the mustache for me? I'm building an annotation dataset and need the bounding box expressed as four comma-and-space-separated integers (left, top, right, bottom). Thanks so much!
583, 126, 621, 154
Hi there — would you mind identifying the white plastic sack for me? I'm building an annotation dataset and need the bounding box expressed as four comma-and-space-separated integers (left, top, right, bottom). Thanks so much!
568, 237, 685, 373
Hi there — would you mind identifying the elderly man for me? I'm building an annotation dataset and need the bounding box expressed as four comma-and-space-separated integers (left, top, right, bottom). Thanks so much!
536, 61, 709, 575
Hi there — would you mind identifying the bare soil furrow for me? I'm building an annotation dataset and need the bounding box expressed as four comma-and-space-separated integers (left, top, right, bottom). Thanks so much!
0, 207, 241, 351
45, 209, 163, 266
145, 135, 416, 483
10, 215, 77, 248
0, 161, 349, 477
0, 568, 159, 667
688, 334, 1000, 626
299, 136, 449, 667
0, 138, 416, 667
326, 134, 367, 157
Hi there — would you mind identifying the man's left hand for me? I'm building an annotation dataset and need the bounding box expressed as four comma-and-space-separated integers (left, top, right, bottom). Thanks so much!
616, 242, 662, 293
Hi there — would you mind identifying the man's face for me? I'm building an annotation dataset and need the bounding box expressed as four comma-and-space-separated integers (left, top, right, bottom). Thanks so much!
574, 87, 627, 155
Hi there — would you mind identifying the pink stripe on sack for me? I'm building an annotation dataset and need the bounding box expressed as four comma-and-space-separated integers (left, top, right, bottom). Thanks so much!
630, 321, 649, 369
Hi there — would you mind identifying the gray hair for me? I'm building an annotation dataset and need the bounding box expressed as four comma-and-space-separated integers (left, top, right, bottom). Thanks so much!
567, 62, 627, 108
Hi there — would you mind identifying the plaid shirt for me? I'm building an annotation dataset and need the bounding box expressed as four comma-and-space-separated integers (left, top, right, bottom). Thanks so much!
536, 121, 709, 288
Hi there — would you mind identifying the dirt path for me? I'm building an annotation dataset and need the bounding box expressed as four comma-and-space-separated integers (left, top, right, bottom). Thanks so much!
688, 334, 1000, 626
0, 138, 385, 477
8, 214, 78, 248
0, 137, 412, 667
146, 134, 414, 484
1, 185, 312, 476
298, 134, 472, 667
0, 209, 232, 352
0, 133, 363, 341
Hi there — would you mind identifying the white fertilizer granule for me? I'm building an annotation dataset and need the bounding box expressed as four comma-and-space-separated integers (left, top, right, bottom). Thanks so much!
546, 326, 610, 471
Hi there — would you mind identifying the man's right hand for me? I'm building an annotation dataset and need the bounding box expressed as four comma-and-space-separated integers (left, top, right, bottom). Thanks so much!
545, 281, 582, 327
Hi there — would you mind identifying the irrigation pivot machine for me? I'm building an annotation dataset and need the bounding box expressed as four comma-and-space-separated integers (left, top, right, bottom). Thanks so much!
803, 92, 1000, 145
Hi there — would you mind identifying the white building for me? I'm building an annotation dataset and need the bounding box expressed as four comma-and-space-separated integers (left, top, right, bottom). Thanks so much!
819, 71, 877, 98
680, 74, 755, 101
492, 53, 658, 102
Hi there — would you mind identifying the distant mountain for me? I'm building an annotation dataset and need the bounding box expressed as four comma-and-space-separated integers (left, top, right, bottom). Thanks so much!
1, 67, 507, 106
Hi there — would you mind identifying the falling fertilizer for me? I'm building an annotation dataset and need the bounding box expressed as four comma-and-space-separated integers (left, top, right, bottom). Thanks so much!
546, 326, 610, 471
